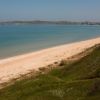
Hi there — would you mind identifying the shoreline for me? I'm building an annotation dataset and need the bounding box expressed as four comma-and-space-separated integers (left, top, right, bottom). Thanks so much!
0, 37, 100, 84
0, 36, 99, 60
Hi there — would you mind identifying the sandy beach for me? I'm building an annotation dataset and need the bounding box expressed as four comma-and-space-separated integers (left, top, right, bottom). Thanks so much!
0, 37, 100, 84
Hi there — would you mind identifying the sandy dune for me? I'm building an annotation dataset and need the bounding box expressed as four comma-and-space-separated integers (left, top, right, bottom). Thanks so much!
0, 37, 100, 84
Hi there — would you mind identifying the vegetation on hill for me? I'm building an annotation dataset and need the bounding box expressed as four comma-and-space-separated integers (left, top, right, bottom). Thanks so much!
0, 45, 100, 100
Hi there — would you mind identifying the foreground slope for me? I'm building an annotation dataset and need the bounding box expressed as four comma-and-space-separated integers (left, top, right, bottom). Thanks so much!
0, 45, 100, 100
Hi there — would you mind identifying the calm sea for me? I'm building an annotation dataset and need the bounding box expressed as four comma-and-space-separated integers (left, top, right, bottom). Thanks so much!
0, 24, 100, 59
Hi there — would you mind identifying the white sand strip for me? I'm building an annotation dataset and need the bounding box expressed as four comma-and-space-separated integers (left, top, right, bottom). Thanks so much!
0, 37, 100, 84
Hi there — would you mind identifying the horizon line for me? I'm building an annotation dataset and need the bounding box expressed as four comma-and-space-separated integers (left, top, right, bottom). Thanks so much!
0, 20, 100, 23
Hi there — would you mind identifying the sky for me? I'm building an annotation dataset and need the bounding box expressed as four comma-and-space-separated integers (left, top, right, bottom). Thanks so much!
0, 0, 100, 21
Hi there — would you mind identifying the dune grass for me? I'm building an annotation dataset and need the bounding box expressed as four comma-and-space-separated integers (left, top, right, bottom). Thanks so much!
0, 45, 100, 100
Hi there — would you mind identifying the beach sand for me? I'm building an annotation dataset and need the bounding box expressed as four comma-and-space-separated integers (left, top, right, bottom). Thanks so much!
0, 37, 100, 84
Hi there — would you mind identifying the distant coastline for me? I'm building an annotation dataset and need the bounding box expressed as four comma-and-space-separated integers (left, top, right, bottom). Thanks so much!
0, 20, 100, 25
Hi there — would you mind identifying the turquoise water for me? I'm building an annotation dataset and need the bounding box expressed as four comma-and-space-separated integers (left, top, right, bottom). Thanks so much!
0, 24, 100, 59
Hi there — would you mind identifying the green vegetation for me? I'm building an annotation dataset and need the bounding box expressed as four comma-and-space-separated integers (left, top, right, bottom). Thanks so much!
0, 45, 100, 100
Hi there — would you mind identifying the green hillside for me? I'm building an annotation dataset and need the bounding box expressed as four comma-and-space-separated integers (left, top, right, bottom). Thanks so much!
0, 45, 100, 100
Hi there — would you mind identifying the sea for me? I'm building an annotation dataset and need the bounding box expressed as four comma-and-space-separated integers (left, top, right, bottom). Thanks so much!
0, 24, 100, 59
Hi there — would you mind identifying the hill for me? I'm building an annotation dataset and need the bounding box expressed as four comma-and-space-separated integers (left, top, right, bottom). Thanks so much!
0, 44, 100, 100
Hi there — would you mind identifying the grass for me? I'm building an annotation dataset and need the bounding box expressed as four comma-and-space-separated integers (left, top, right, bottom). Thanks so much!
0, 44, 100, 100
